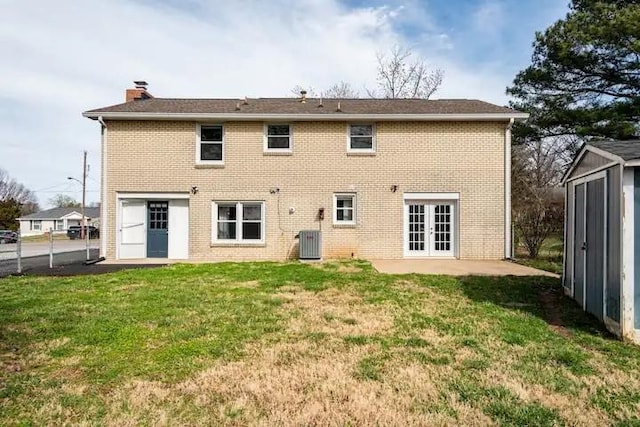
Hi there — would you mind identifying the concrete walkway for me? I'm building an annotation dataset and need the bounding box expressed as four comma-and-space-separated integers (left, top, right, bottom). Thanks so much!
371, 259, 559, 277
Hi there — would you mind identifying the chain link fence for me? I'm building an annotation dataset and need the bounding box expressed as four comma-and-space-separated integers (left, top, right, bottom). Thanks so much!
0, 228, 100, 277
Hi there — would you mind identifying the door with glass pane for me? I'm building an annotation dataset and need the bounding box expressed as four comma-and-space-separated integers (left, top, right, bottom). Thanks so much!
147, 201, 169, 258
404, 201, 455, 257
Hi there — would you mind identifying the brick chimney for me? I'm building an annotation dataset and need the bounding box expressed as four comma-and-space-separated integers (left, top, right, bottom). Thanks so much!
125, 81, 153, 102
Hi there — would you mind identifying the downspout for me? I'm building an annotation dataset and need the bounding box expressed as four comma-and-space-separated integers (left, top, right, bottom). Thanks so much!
98, 116, 108, 259
505, 118, 514, 259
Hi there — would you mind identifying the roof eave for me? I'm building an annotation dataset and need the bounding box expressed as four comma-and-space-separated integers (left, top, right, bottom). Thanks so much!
82, 111, 529, 121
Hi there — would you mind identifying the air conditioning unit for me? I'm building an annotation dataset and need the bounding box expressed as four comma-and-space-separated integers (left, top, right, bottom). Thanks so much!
299, 230, 322, 260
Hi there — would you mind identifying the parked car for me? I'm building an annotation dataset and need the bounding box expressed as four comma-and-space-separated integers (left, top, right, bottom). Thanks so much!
0, 230, 18, 244
67, 225, 100, 240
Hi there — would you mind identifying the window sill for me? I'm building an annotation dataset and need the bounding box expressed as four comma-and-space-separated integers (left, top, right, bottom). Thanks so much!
211, 242, 266, 248
346, 151, 376, 156
263, 151, 293, 156
195, 163, 225, 169
332, 223, 357, 228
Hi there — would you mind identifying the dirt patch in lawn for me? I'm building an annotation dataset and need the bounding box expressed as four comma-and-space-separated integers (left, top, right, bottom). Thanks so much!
539, 286, 572, 338
278, 288, 395, 336
108, 340, 489, 426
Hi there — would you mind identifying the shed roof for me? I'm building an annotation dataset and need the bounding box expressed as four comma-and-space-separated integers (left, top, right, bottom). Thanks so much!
589, 140, 640, 161
19, 207, 100, 220
83, 98, 526, 120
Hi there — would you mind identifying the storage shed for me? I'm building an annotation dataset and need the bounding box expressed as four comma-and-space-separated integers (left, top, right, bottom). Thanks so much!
562, 140, 640, 343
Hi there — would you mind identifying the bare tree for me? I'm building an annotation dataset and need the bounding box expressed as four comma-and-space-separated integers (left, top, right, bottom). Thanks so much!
290, 85, 318, 98
367, 46, 443, 99
48, 193, 80, 208
322, 81, 359, 98
512, 139, 568, 258
0, 168, 39, 214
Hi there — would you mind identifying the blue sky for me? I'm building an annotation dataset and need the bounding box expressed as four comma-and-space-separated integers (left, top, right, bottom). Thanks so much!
0, 0, 569, 208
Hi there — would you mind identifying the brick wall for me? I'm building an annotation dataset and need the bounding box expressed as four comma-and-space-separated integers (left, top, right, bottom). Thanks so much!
104, 120, 506, 260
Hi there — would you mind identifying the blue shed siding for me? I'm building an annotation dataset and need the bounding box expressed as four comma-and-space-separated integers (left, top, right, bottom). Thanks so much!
635, 169, 640, 328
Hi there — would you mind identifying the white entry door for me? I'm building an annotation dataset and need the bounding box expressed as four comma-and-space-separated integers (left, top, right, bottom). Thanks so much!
119, 199, 146, 259
404, 201, 455, 257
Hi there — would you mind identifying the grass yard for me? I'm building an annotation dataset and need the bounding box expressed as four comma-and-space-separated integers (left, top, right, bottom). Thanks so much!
514, 235, 564, 275
1, 261, 639, 426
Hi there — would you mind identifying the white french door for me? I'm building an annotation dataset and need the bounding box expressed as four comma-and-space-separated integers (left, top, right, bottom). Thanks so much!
404, 201, 455, 257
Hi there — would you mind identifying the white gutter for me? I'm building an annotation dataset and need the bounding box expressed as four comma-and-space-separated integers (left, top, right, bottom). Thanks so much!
505, 118, 514, 259
83, 111, 529, 122
98, 115, 108, 258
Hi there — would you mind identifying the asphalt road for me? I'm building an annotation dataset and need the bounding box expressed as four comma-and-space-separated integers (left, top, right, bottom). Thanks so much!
0, 239, 100, 260
0, 249, 165, 278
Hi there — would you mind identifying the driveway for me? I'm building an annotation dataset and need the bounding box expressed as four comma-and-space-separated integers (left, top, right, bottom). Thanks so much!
0, 239, 100, 260
371, 259, 559, 277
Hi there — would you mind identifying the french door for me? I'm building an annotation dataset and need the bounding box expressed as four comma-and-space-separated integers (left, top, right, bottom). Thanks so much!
404, 201, 455, 257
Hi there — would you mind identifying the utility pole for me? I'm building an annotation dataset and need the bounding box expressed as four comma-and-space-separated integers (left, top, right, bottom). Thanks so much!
81, 150, 87, 240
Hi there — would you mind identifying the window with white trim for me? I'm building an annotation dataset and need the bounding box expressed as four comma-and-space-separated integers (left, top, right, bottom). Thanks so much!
31, 220, 41, 231
212, 201, 264, 243
333, 193, 356, 225
197, 124, 224, 164
265, 124, 292, 151
54, 220, 64, 231
348, 124, 375, 152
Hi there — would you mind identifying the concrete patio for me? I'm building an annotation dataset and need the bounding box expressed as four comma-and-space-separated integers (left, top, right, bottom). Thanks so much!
371, 259, 559, 277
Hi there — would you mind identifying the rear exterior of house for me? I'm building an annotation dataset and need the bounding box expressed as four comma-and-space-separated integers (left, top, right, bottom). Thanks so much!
84, 84, 527, 262
562, 140, 640, 344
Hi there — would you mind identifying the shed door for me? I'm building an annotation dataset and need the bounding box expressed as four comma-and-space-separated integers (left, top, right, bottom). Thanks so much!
585, 178, 605, 320
573, 183, 585, 307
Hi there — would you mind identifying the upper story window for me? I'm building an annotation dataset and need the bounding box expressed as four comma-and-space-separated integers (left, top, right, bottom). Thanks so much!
348, 124, 375, 152
265, 124, 292, 152
197, 124, 224, 164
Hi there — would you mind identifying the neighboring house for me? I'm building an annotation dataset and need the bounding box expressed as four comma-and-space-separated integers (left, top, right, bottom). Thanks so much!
562, 140, 640, 344
83, 82, 527, 262
18, 207, 100, 236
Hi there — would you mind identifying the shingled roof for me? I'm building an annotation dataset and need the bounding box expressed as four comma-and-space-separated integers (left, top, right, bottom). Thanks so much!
84, 98, 526, 119
589, 140, 640, 161
19, 207, 100, 220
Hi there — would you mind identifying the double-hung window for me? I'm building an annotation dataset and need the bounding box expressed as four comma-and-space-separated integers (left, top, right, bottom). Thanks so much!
54, 220, 64, 231
333, 193, 356, 225
31, 220, 41, 231
348, 124, 375, 152
197, 124, 224, 164
213, 201, 264, 243
265, 124, 292, 152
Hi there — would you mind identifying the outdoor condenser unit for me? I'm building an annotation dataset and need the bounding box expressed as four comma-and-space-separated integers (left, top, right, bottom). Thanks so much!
299, 230, 322, 260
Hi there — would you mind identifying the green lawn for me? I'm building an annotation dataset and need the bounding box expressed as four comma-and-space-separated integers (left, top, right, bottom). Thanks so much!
1, 262, 639, 426
514, 235, 564, 275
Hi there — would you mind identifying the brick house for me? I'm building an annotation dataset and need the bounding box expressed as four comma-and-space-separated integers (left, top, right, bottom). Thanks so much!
83, 83, 527, 261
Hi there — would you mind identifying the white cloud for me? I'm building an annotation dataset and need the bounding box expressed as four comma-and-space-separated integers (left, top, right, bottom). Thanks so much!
472, 0, 507, 37
0, 0, 535, 207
